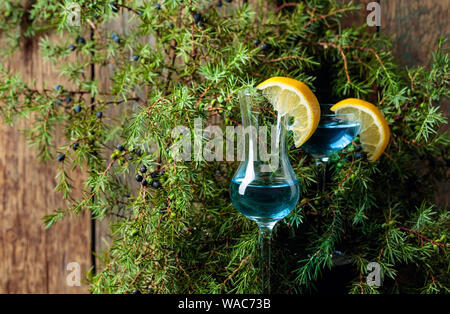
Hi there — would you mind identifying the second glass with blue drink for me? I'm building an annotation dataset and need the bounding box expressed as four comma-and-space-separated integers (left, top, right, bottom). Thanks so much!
302, 104, 361, 189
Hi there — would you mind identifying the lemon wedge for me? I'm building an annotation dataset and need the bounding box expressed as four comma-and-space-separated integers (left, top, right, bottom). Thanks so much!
256, 77, 320, 147
331, 98, 390, 162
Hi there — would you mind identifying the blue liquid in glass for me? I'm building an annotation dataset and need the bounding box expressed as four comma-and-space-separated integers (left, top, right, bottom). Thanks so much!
302, 120, 360, 158
230, 178, 300, 224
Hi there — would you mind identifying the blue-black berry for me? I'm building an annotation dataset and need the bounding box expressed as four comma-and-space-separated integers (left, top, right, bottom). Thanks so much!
56, 99, 62, 106
159, 169, 165, 176
132, 289, 141, 295
65, 96, 72, 103
216, 1, 223, 7
110, 2, 119, 13
151, 180, 161, 189
291, 34, 302, 44
253, 39, 260, 47
260, 43, 268, 51
93, 13, 99, 19
135, 148, 143, 156
155, 3, 161, 10
225, 0, 232, 2
127, 155, 133, 161
56, 153, 65, 162
135, 174, 143, 182
74, 105, 82, 113
141, 179, 148, 187
132, 55, 140, 61
354, 152, 367, 160
197, 21, 204, 27
117, 144, 124, 151
150, 171, 158, 178
112, 32, 120, 43
140, 165, 147, 173
56, 84, 62, 91
138, 11, 143, 16
69, 44, 76, 51
72, 142, 80, 150
96, 111, 103, 118
76, 37, 85, 44
193, 13, 201, 23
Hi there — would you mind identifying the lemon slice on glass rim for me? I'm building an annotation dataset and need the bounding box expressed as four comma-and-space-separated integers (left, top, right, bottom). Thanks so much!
256, 77, 321, 147
331, 98, 390, 162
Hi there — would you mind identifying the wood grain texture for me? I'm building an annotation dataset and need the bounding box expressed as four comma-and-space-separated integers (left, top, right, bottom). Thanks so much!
340, 0, 379, 30
0, 35, 91, 293
381, 0, 449, 66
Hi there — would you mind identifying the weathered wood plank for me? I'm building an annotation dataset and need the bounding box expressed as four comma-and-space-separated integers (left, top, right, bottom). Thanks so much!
381, 0, 449, 66
340, 0, 380, 30
0, 35, 91, 293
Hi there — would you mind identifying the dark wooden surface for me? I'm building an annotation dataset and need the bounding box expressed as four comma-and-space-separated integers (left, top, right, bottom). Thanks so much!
0, 1, 447, 293
0, 36, 91, 293
382, 0, 450, 67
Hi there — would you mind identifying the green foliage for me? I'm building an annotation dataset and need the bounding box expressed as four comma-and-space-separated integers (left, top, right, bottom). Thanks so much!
0, 0, 448, 294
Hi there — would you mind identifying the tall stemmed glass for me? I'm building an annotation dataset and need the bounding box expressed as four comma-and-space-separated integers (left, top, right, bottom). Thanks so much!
302, 104, 361, 191
230, 89, 300, 293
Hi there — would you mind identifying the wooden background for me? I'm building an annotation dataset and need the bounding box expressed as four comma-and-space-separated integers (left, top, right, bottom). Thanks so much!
0, 0, 448, 293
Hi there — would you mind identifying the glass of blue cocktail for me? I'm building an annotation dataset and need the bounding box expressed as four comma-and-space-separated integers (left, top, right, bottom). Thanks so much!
230, 89, 300, 293
302, 104, 361, 189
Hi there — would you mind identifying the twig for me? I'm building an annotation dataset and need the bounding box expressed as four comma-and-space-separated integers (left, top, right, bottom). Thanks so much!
222, 255, 251, 286
398, 226, 449, 250
116, 3, 140, 15
304, 7, 354, 28
335, 160, 355, 192
275, 2, 299, 14
86, 19, 105, 46
197, 86, 212, 105
267, 55, 307, 63
165, 39, 178, 91
316, 42, 351, 83
338, 46, 351, 83
104, 97, 140, 106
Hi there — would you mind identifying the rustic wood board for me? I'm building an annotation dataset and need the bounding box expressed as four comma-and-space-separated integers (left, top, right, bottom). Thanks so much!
381, 0, 450, 66
340, 0, 380, 30
0, 35, 91, 293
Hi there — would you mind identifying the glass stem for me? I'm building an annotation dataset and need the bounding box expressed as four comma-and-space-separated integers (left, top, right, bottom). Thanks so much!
259, 224, 273, 294
315, 160, 328, 193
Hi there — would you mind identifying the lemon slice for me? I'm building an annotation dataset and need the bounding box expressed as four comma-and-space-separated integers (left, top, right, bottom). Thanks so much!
256, 77, 320, 147
331, 98, 390, 162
